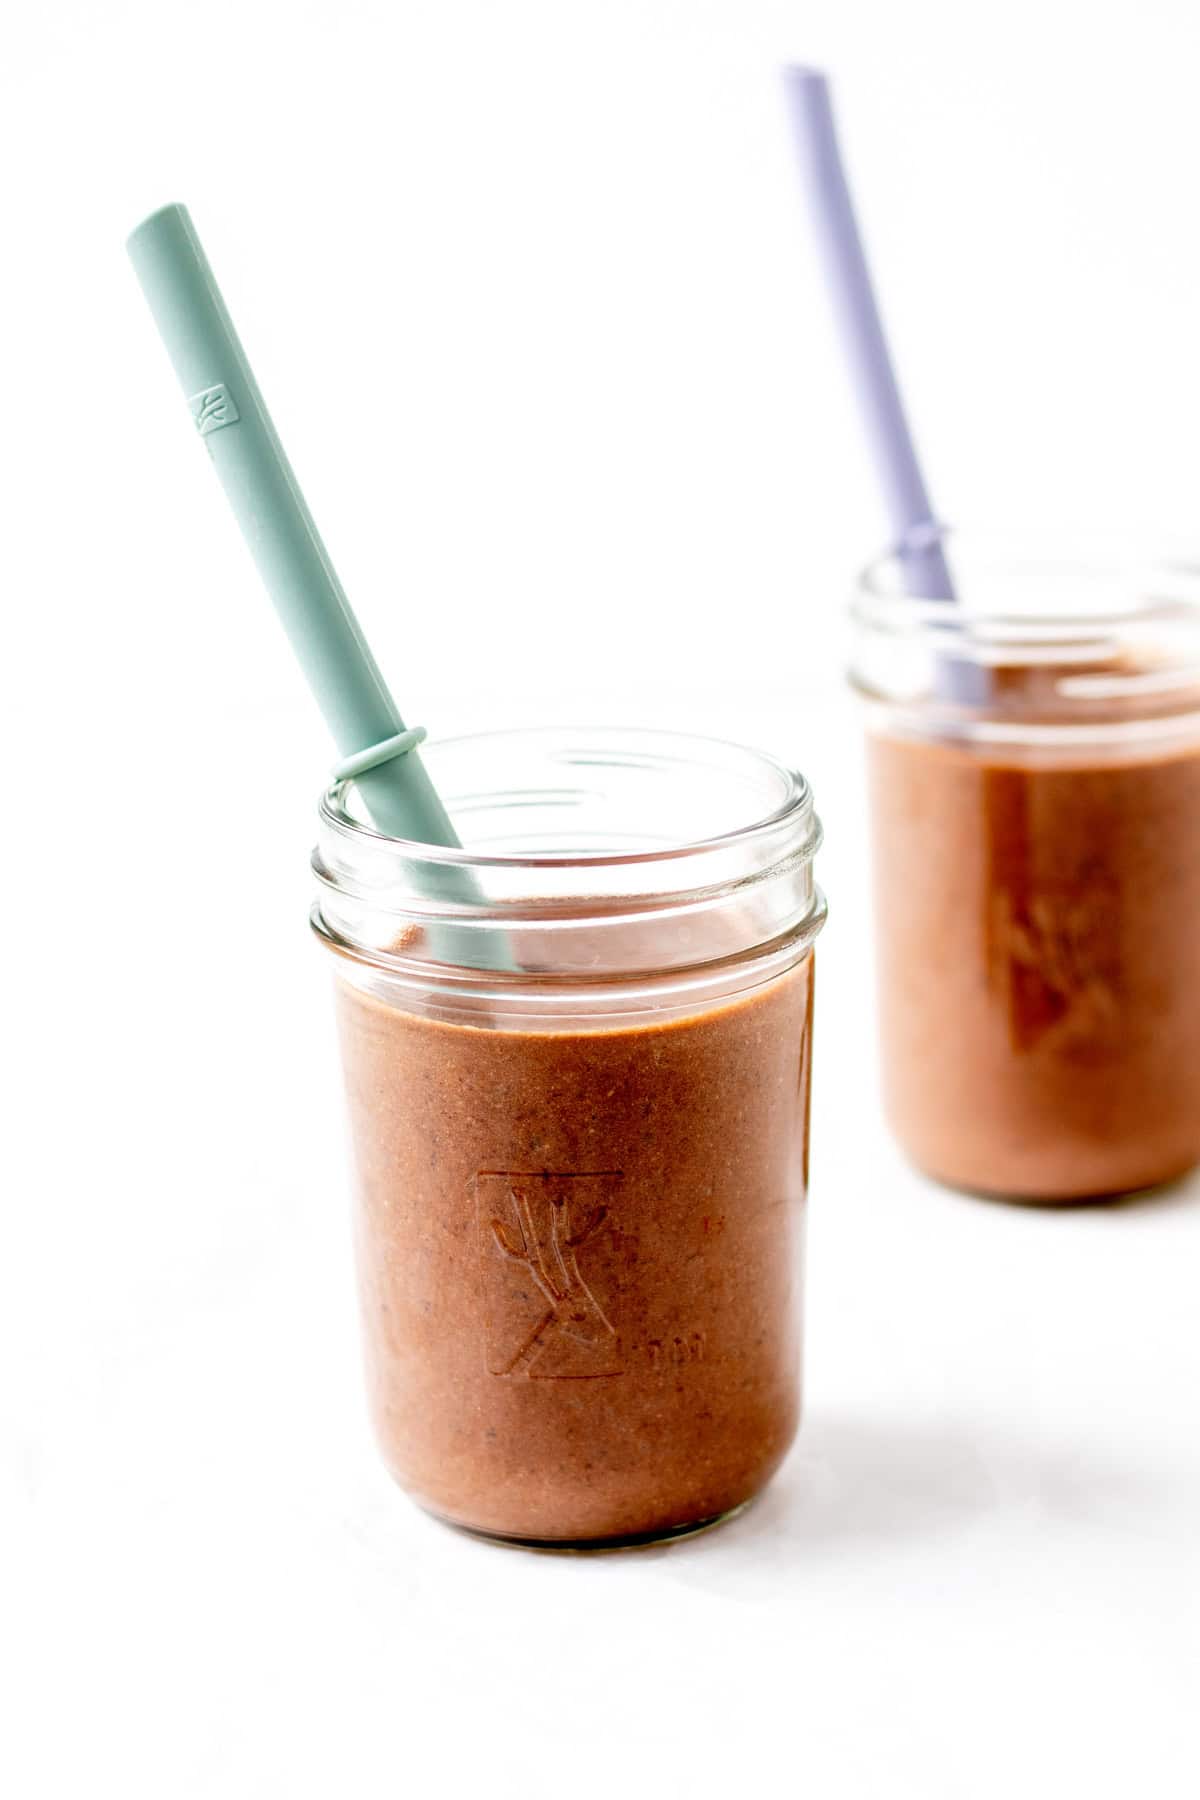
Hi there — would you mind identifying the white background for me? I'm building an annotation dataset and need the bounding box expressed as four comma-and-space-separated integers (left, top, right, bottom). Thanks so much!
4, 2, 1200, 1795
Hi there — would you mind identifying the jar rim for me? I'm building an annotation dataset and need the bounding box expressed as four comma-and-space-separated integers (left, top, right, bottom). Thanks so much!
853, 526, 1200, 641
317, 726, 821, 872
312, 726, 825, 994
849, 528, 1200, 745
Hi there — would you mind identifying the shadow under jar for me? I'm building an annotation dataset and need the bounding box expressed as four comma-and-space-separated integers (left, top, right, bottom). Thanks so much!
312, 729, 826, 1546
853, 534, 1200, 1202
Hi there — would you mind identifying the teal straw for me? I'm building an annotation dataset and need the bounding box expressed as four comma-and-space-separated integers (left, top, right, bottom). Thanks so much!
127, 202, 507, 968
126, 202, 458, 848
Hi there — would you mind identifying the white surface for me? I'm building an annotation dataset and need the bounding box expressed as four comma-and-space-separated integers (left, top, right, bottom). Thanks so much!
4, 3, 1200, 1796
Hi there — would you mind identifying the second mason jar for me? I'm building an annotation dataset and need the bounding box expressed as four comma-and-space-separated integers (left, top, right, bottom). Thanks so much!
852, 534, 1200, 1201
312, 729, 826, 1546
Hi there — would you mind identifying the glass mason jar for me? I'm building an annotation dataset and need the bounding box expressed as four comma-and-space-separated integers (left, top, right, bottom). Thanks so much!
311, 728, 826, 1547
852, 532, 1200, 1201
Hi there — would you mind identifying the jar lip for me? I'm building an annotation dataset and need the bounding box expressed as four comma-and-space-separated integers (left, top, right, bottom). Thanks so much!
853, 525, 1200, 638
317, 726, 820, 872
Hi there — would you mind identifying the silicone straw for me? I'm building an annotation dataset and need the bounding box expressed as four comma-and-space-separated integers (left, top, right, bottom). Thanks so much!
126, 202, 461, 844
782, 68, 955, 602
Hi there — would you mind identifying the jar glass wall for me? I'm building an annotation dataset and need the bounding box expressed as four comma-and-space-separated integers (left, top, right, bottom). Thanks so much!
312, 729, 826, 1545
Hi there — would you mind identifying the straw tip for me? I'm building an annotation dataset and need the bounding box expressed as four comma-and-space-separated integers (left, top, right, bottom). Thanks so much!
126, 201, 192, 256
783, 64, 831, 98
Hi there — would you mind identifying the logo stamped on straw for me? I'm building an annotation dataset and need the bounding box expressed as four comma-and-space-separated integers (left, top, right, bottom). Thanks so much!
189, 383, 239, 436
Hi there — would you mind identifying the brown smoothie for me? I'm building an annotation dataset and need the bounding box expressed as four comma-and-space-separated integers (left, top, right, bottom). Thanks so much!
333, 954, 815, 1543
868, 728, 1200, 1198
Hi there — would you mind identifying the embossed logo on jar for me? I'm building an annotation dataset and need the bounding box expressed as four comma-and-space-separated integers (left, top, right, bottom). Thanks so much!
988, 879, 1122, 1052
476, 1171, 625, 1378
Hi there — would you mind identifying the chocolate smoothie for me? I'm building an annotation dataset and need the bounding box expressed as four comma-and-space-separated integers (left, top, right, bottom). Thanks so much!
334, 954, 815, 1544
868, 727, 1200, 1199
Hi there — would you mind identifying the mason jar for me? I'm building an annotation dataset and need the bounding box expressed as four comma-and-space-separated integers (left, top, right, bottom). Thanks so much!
311, 728, 826, 1546
852, 532, 1200, 1201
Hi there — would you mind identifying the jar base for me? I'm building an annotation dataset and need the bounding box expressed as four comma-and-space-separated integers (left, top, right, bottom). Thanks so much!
903, 1148, 1200, 1206
421, 1498, 753, 1554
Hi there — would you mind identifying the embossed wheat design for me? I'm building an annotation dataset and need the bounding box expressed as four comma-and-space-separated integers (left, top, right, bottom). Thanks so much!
197, 390, 227, 429
491, 1185, 613, 1375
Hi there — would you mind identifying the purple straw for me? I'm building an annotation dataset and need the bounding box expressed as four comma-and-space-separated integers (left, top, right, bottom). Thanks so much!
783, 66, 955, 604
